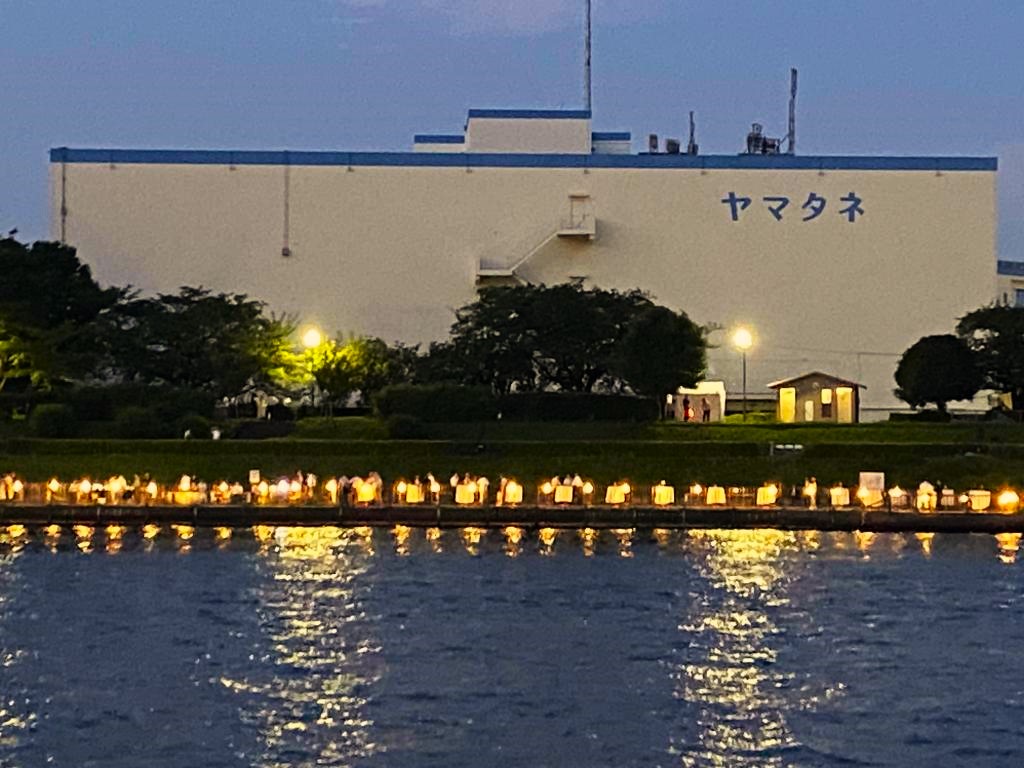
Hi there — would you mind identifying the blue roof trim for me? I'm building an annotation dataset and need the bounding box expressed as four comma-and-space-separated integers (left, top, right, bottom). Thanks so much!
467, 109, 592, 120
592, 132, 631, 141
49, 148, 998, 172
998, 260, 1024, 276
413, 134, 464, 144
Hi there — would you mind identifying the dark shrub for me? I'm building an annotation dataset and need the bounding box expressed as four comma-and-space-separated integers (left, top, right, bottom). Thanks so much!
65, 387, 116, 421
177, 413, 213, 439
30, 403, 78, 437
385, 414, 429, 439
375, 384, 498, 422
115, 406, 169, 438
498, 392, 659, 422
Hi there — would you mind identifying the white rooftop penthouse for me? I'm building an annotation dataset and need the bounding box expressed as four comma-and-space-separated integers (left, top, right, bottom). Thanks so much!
413, 109, 631, 155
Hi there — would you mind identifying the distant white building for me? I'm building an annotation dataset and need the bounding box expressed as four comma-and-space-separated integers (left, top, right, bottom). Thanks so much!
50, 107, 998, 415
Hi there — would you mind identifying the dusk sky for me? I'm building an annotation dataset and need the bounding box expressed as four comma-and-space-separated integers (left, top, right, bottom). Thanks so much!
2, 0, 1022, 255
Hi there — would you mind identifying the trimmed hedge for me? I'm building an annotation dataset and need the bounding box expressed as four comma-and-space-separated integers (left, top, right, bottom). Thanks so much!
375, 384, 498, 423
30, 404, 78, 438
498, 392, 659, 422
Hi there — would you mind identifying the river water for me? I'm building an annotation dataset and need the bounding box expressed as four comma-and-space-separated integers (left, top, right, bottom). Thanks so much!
0, 526, 1022, 767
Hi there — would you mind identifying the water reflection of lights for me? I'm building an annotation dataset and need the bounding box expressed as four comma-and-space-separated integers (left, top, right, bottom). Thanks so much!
461, 526, 485, 555
674, 529, 802, 766
995, 532, 1021, 564
391, 524, 412, 556
502, 526, 523, 557
425, 527, 444, 553
538, 527, 558, 555
915, 532, 935, 557
854, 531, 876, 554
578, 527, 598, 557
0, 545, 36, 753
226, 525, 382, 765
613, 528, 635, 558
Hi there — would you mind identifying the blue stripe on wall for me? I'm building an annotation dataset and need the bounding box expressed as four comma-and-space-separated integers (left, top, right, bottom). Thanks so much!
592, 132, 631, 141
413, 134, 465, 144
998, 260, 1024, 276
467, 109, 592, 120
48, 147, 998, 172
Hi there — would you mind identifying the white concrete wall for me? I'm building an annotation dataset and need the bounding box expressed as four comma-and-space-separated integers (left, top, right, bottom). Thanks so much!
51, 160, 997, 411
414, 142, 465, 153
465, 117, 591, 153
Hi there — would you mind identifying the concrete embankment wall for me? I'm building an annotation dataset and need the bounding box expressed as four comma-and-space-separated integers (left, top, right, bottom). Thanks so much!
3, 505, 1023, 533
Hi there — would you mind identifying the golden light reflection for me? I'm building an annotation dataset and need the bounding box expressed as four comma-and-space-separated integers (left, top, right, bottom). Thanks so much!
579, 527, 598, 557
425, 527, 443, 553
673, 529, 801, 764
613, 528, 634, 558
502, 526, 523, 557
538, 527, 558, 554
215, 526, 233, 544
142, 523, 161, 540
995, 532, 1021, 564
391, 525, 411, 556
236, 524, 381, 765
461, 526, 485, 555
854, 531, 876, 554
915, 532, 935, 557
172, 524, 195, 542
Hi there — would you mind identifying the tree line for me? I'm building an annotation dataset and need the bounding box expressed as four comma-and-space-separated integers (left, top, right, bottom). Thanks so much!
0, 238, 707, 427
895, 306, 1024, 415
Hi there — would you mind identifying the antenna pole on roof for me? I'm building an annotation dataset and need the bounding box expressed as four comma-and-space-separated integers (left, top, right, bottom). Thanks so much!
584, 0, 592, 112
787, 67, 798, 155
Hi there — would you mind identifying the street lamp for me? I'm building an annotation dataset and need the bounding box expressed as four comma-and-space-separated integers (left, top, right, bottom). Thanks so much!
732, 326, 754, 421
302, 327, 323, 350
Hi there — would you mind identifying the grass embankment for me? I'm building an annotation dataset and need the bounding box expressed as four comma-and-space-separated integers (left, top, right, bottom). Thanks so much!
2, 420, 1024, 489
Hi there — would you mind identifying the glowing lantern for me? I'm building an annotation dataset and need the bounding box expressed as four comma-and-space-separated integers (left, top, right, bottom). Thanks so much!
455, 483, 476, 505
324, 478, 339, 503
603, 482, 627, 505
968, 489, 992, 512
997, 489, 1019, 513
146, 481, 159, 499
355, 480, 376, 504
178, 475, 191, 493
829, 486, 850, 507
916, 482, 937, 512
79, 479, 92, 497
756, 483, 779, 506
653, 482, 675, 506
503, 481, 524, 505
888, 486, 908, 509
706, 485, 727, 506
554, 483, 574, 504
406, 483, 424, 504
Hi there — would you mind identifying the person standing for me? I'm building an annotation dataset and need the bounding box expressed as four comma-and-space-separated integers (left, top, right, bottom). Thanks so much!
701, 397, 712, 422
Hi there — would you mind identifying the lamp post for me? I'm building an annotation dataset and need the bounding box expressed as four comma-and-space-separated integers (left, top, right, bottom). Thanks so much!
301, 327, 323, 414
732, 327, 754, 421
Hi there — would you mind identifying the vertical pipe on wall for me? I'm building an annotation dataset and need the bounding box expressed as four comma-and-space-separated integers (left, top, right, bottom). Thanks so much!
282, 151, 292, 257
584, 0, 592, 112
59, 150, 68, 244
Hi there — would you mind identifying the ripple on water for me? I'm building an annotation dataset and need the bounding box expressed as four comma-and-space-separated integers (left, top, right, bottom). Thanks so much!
0, 530, 1023, 766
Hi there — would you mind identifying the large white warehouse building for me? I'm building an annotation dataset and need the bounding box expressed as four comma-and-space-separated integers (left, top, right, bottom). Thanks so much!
50, 108, 998, 415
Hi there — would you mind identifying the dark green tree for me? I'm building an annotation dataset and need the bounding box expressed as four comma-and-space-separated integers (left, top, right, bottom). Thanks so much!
439, 283, 655, 394
894, 334, 982, 414
115, 287, 295, 399
529, 284, 654, 392
0, 238, 125, 391
957, 305, 1024, 409
309, 336, 419, 410
612, 306, 707, 418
